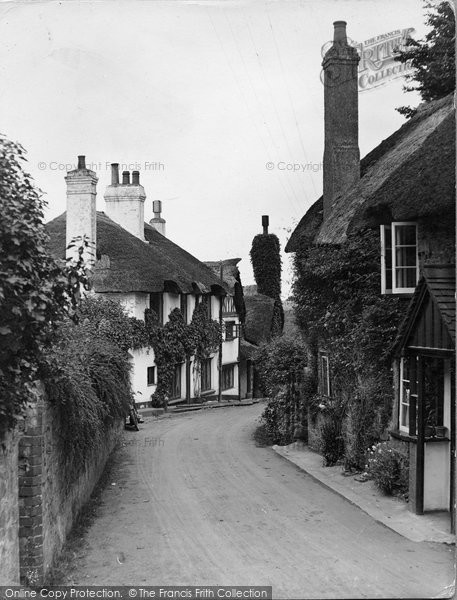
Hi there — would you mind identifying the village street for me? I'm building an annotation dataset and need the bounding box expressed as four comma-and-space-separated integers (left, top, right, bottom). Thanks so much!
60, 403, 453, 599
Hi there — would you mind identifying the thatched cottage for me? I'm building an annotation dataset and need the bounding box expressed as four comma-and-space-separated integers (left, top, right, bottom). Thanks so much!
286, 21, 455, 528
46, 158, 244, 405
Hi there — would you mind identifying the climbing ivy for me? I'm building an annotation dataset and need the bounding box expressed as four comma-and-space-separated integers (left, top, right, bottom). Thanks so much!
145, 302, 222, 408
292, 228, 407, 469
250, 233, 282, 299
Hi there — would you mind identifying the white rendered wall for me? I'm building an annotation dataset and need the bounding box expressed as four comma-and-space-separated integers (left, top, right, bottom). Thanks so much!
130, 347, 157, 405
163, 293, 180, 322
102, 292, 149, 320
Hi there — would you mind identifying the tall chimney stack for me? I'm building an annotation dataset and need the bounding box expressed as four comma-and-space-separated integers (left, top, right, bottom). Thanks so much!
111, 163, 119, 185
149, 200, 166, 236
65, 155, 98, 269
262, 215, 269, 235
322, 21, 360, 220
104, 164, 146, 240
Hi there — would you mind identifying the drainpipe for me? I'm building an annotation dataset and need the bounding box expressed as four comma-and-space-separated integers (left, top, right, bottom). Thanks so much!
218, 261, 223, 403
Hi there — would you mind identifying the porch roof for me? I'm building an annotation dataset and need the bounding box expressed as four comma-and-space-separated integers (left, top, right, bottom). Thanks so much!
394, 265, 455, 354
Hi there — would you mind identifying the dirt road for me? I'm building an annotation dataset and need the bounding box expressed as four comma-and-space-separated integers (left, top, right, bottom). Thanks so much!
62, 403, 454, 598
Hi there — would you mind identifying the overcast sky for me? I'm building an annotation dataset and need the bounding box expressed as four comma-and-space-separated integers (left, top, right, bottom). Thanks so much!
0, 0, 426, 297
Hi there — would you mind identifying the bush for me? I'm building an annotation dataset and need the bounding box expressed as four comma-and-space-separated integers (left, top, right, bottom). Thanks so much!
365, 442, 409, 497
318, 414, 344, 466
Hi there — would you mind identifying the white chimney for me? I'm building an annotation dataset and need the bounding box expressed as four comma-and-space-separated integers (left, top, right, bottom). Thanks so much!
104, 164, 146, 240
65, 155, 97, 269
149, 200, 166, 236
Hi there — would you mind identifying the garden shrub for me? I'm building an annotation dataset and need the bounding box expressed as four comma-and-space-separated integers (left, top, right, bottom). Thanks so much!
365, 442, 409, 497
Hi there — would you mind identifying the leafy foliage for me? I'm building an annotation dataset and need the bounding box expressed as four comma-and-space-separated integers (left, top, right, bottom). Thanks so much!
146, 302, 222, 408
395, 1, 455, 117
42, 300, 134, 480
0, 137, 84, 434
250, 232, 284, 337
254, 336, 307, 397
365, 442, 409, 497
292, 228, 407, 469
256, 336, 308, 445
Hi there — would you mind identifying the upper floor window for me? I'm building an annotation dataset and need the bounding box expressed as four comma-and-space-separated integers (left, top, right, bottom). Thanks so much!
380, 223, 418, 294
225, 321, 235, 341
319, 352, 331, 397
223, 295, 236, 315
149, 292, 163, 324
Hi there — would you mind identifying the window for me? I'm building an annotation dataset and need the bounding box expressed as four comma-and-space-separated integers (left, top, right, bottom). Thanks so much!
223, 295, 236, 315
147, 366, 156, 386
180, 294, 188, 323
319, 353, 331, 397
149, 292, 163, 324
225, 321, 235, 340
170, 364, 182, 399
201, 358, 212, 392
222, 364, 235, 391
400, 355, 418, 434
381, 223, 418, 294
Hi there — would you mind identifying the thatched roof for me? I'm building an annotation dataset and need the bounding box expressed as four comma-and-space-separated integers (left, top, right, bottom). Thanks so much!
286, 94, 455, 251
244, 293, 275, 345
394, 264, 455, 353
46, 211, 227, 295
204, 258, 242, 293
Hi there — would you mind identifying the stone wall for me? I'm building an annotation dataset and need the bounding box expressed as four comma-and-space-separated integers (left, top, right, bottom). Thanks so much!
0, 428, 20, 585
1, 391, 122, 586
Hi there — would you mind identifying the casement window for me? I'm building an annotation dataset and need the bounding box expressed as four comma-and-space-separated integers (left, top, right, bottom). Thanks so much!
319, 353, 331, 397
222, 364, 235, 391
400, 356, 418, 434
170, 363, 182, 399
319, 352, 331, 396
225, 321, 235, 341
147, 366, 156, 386
380, 223, 418, 294
180, 294, 188, 323
149, 292, 163, 324
201, 358, 212, 392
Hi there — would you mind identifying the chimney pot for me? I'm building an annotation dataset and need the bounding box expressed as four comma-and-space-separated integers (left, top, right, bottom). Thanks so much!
77, 155, 86, 170
333, 20, 347, 44
132, 171, 140, 185
122, 171, 130, 185
111, 163, 119, 185
262, 215, 269, 234
153, 200, 162, 215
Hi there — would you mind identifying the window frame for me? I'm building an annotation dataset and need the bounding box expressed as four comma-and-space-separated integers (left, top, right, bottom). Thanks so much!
147, 366, 156, 386
149, 292, 163, 324
380, 222, 419, 295
225, 320, 236, 341
399, 355, 418, 434
200, 358, 212, 392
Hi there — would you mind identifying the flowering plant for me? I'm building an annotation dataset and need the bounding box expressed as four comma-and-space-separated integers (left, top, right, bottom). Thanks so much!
365, 442, 409, 497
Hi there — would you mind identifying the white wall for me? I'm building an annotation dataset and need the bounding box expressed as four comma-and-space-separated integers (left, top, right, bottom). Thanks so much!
130, 347, 157, 405
163, 292, 180, 322
100, 292, 149, 320
424, 442, 450, 511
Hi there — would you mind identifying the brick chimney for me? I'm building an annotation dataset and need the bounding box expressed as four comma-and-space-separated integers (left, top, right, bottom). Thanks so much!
322, 21, 360, 220
104, 164, 146, 240
65, 155, 98, 269
149, 200, 166, 236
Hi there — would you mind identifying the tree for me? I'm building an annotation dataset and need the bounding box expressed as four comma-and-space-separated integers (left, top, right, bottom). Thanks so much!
395, 1, 455, 117
0, 137, 74, 433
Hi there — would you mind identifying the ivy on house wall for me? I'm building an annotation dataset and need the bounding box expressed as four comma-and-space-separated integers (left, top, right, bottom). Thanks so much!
292, 228, 408, 469
144, 302, 222, 408
250, 232, 284, 337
